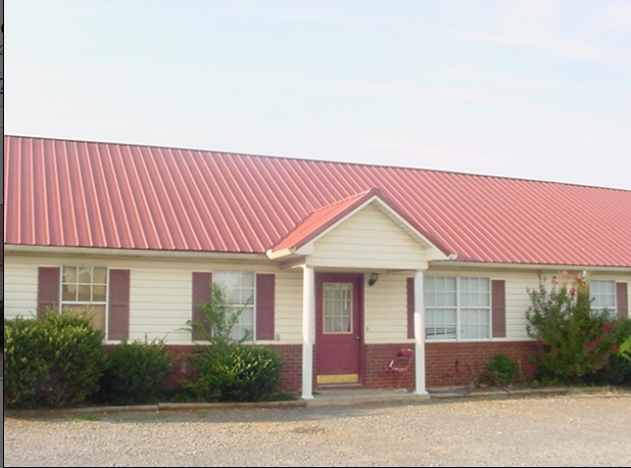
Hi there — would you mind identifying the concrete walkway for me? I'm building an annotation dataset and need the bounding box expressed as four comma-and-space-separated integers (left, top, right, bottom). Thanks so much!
7, 385, 628, 418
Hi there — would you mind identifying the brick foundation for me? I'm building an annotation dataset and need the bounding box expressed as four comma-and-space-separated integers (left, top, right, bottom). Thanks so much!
147, 341, 539, 393
425, 341, 539, 388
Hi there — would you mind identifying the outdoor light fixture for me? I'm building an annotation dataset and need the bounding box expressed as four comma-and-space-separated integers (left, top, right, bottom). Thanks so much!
368, 272, 379, 286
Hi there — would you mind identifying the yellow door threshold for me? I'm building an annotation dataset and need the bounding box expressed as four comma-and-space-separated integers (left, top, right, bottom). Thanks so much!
316, 374, 359, 385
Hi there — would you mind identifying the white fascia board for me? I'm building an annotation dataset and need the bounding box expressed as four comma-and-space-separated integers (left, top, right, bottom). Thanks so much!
265, 248, 296, 260
427, 259, 631, 274
5, 244, 269, 263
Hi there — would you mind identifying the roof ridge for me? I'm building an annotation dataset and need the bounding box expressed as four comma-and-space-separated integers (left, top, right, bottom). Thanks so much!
6, 135, 629, 193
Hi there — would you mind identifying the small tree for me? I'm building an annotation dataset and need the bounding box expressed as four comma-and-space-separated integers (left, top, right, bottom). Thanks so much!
185, 282, 252, 349
182, 282, 285, 402
526, 271, 619, 383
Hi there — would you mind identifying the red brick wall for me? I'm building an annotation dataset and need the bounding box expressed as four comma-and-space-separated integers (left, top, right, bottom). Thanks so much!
268, 344, 303, 393
360, 341, 538, 390
424, 341, 539, 388
161, 345, 198, 388
124, 341, 539, 393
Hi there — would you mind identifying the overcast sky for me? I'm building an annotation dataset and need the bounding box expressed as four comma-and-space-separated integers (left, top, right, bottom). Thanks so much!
5, 1, 631, 194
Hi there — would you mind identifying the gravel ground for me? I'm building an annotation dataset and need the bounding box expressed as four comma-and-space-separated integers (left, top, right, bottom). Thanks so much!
4, 393, 631, 467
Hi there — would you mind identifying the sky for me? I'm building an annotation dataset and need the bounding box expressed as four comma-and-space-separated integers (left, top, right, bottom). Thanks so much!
5, 0, 631, 194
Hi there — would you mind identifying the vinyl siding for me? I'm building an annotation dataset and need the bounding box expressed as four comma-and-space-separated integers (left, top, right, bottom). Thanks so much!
5, 253, 630, 346
273, 271, 303, 343
4, 260, 40, 319
3, 253, 280, 344
363, 271, 409, 343
308, 203, 428, 270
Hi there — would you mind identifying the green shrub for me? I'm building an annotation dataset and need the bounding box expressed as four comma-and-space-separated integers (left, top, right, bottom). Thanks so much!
616, 318, 631, 363
4, 311, 107, 408
526, 272, 619, 383
1, 299, 4, 349
484, 353, 518, 387
97, 337, 172, 405
185, 345, 284, 402
586, 318, 631, 386
181, 281, 286, 402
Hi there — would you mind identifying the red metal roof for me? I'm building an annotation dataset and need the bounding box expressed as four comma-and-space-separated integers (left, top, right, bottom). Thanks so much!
4, 135, 631, 267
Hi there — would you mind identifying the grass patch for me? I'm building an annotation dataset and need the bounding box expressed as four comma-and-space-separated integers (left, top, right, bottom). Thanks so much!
70, 413, 100, 422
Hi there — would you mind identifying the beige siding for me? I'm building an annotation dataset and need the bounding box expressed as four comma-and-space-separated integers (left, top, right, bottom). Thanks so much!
127, 267, 192, 343
308, 203, 428, 270
364, 271, 410, 343
4, 259, 40, 319
5, 252, 630, 346
273, 271, 304, 343
3, 253, 285, 344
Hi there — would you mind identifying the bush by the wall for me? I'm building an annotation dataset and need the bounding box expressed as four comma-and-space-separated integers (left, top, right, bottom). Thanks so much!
182, 282, 286, 402
97, 337, 172, 405
185, 345, 284, 402
586, 318, 631, 386
4, 311, 107, 408
526, 272, 619, 383
484, 353, 518, 387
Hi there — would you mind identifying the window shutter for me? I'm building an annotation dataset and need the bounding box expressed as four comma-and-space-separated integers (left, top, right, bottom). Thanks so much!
491, 279, 506, 338
108, 269, 130, 341
37, 267, 60, 319
407, 277, 414, 339
256, 274, 275, 341
192, 272, 213, 341
617, 283, 629, 318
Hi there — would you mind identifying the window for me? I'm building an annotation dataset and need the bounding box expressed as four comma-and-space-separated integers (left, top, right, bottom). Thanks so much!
61, 266, 108, 332
323, 283, 352, 333
213, 271, 255, 342
425, 276, 491, 340
591, 280, 616, 317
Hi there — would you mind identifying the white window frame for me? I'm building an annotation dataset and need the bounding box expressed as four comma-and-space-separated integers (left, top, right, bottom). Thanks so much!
424, 276, 492, 341
213, 270, 256, 343
60, 265, 109, 337
590, 280, 616, 318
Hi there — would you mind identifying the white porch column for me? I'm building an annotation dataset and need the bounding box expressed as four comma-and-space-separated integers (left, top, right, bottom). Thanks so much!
414, 269, 428, 395
301, 266, 315, 399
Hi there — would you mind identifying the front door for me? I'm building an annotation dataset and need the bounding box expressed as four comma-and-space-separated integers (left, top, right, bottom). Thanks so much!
315, 273, 363, 385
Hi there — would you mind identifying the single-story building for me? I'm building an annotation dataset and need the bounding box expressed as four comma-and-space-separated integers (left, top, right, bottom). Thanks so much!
4, 135, 630, 398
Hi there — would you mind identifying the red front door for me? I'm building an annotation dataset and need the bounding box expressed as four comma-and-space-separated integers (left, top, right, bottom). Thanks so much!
315, 273, 363, 385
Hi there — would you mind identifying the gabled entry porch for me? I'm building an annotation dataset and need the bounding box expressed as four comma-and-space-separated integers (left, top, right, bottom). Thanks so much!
265, 189, 454, 400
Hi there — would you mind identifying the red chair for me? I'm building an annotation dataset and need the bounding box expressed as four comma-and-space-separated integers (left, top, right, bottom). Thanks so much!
380, 348, 414, 390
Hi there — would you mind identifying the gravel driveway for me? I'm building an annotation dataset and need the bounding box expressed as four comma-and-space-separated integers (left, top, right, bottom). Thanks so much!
4, 393, 631, 467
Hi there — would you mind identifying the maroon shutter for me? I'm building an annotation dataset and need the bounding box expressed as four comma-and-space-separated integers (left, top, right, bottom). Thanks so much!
491, 279, 506, 338
256, 274, 275, 341
407, 277, 414, 339
37, 267, 60, 318
108, 269, 130, 341
192, 272, 213, 340
617, 283, 629, 318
